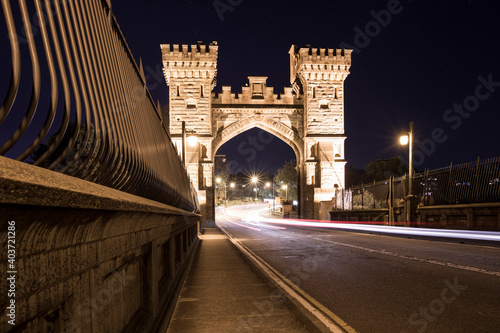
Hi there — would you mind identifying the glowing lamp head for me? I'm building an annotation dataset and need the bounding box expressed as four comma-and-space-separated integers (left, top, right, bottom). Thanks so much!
216, 177, 221, 183
400, 135, 409, 145
282, 185, 288, 190
187, 136, 197, 147
251, 177, 258, 183
230, 183, 235, 188
266, 182, 271, 187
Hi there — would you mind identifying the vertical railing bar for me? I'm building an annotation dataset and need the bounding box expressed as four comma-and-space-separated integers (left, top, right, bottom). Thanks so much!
59, 0, 93, 174
0, 0, 21, 125
68, 0, 103, 179
92, 1, 130, 189
456, 163, 462, 203
15, 0, 60, 163
129, 53, 157, 198
466, 161, 474, 203
46, 0, 84, 170
31, 0, 73, 166
108, 6, 146, 196
77, 0, 114, 183
113, 39, 145, 195
458, 162, 468, 203
101, 13, 136, 191
115, 41, 148, 196
0, 0, 41, 155
492, 157, 498, 201
463, 161, 472, 203
84, 0, 121, 186
467, 160, 475, 203
484, 158, 490, 201
446, 162, 453, 204
483, 157, 494, 201
494, 157, 500, 202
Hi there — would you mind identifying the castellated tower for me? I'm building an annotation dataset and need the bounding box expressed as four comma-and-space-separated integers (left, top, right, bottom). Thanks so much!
290, 45, 352, 218
161, 42, 218, 137
161, 42, 218, 224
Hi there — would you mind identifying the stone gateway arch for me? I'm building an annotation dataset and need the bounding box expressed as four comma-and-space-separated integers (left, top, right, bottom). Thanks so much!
161, 42, 352, 222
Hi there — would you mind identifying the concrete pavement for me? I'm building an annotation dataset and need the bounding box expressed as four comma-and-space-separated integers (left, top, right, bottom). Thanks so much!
166, 227, 311, 333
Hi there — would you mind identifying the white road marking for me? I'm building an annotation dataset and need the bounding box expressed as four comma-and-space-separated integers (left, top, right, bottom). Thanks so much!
293, 233, 500, 277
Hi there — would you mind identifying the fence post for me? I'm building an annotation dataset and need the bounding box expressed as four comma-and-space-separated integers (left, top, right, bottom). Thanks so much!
388, 176, 394, 224
342, 188, 345, 210
474, 156, 480, 202
361, 183, 365, 209
424, 169, 429, 206
373, 179, 376, 209
447, 162, 453, 203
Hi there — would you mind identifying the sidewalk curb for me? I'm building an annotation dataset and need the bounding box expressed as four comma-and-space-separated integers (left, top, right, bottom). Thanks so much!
217, 222, 357, 333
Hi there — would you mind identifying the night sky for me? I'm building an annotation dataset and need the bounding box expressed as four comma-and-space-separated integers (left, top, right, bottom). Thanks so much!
2, 1, 500, 175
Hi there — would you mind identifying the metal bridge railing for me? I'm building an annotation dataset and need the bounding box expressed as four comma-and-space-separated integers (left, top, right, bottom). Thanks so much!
336, 156, 500, 210
1, 0, 198, 212
422, 156, 500, 205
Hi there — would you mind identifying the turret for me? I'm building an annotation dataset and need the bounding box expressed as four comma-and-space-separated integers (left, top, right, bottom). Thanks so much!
161, 41, 218, 135
289, 45, 352, 136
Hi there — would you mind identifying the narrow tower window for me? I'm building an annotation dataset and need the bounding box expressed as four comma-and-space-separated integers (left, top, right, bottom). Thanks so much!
200, 84, 204, 97
176, 85, 180, 97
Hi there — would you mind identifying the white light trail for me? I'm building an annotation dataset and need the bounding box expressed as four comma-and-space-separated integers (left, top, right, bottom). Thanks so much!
220, 204, 500, 242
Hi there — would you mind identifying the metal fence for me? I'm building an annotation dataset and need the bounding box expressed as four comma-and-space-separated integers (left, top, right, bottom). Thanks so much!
335, 156, 500, 210
1, 0, 198, 212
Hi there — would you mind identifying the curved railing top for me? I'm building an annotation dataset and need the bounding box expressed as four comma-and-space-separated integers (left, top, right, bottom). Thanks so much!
0, 0, 199, 213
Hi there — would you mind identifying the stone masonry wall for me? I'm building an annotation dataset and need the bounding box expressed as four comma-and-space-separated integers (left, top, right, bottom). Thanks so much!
0, 158, 199, 333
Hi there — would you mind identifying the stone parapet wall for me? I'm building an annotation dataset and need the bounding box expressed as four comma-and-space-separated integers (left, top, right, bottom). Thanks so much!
0, 158, 200, 332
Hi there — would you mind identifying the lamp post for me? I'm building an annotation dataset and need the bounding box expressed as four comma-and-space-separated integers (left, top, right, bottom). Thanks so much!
266, 181, 275, 212
282, 184, 288, 201
400, 121, 414, 224
251, 176, 258, 201
229, 182, 235, 206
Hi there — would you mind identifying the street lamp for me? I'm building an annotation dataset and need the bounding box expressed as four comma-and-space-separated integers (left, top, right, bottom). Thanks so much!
251, 176, 258, 201
266, 181, 275, 212
282, 184, 288, 201
400, 121, 414, 223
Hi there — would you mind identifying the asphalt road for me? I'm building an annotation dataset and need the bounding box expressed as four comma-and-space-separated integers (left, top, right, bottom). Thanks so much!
216, 204, 500, 333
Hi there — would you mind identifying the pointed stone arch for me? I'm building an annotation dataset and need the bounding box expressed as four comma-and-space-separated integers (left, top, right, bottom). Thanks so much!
212, 114, 304, 163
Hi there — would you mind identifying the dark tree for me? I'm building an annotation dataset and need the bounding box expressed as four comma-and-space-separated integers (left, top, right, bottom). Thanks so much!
274, 159, 297, 201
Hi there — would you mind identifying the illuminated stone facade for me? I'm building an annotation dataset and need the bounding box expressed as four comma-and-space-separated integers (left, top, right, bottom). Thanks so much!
161, 42, 352, 220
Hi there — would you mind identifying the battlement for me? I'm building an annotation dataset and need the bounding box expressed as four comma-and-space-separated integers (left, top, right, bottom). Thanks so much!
289, 45, 352, 83
161, 41, 218, 87
212, 76, 301, 105
160, 41, 218, 60
290, 44, 352, 64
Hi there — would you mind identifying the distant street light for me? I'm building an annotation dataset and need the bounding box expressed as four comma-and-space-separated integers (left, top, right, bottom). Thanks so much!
230, 182, 235, 188
400, 121, 414, 223
251, 176, 258, 201
266, 181, 275, 211
282, 184, 288, 201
